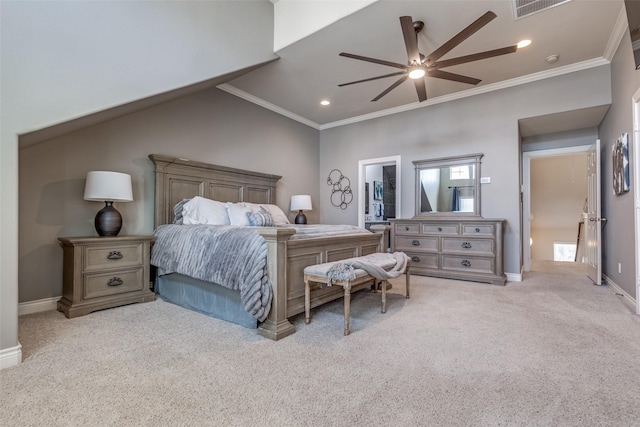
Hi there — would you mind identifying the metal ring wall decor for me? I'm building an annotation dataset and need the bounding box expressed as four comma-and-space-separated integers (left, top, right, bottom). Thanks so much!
327, 169, 353, 210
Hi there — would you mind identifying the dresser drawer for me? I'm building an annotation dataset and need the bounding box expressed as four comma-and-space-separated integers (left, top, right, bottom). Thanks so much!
84, 268, 144, 299
462, 224, 495, 236
84, 243, 144, 271
441, 238, 494, 256
441, 255, 495, 275
405, 252, 438, 269
421, 223, 459, 235
394, 223, 420, 234
395, 236, 438, 252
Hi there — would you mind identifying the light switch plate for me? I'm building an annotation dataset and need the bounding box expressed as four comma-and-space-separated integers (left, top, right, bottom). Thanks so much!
480, 177, 491, 184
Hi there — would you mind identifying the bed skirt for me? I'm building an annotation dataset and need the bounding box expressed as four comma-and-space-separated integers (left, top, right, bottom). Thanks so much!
156, 273, 258, 329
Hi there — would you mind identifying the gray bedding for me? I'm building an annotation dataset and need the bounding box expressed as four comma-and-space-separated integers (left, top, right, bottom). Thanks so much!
151, 224, 272, 322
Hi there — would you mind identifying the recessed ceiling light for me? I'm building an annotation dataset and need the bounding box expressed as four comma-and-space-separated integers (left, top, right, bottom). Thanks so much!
545, 54, 559, 63
517, 39, 532, 49
320, 100, 330, 106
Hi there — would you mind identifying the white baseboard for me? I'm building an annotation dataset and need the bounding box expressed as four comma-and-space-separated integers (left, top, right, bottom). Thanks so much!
0, 343, 22, 370
18, 297, 59, 316
506, 272, 522, 282
603, 274, 637, 310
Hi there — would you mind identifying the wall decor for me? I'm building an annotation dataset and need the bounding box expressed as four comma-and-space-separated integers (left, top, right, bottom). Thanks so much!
612, 133, 630, 195
327, 169, 353, 210
373, 181, 383, 200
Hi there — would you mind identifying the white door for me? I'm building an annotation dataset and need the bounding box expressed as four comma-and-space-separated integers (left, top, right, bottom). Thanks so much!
586, 139, 602, 285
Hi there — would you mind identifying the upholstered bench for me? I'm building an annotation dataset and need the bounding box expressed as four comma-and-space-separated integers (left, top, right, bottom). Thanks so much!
303, 252, 410, 335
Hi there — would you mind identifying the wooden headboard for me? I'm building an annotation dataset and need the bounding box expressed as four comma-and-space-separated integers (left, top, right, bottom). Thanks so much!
149, 154, 282, 228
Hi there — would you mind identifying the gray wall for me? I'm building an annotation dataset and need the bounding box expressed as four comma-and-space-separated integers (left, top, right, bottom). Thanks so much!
319, 66, 612, 276
599, 31, 640, 296
19, 89, 319, 302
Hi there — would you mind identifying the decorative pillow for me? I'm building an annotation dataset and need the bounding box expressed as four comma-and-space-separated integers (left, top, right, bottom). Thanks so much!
226, 202, 254, 226
247, 207, 274, 227
181, 196, 230, 225
245, 203, 290, 225
172, 198, 191, 224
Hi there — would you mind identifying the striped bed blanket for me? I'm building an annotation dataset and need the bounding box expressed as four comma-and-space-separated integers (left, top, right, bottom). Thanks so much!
151, 224, 272, 322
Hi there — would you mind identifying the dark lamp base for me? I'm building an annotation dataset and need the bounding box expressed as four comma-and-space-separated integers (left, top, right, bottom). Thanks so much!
294, 210, 307, 224
95, 201, 123, 237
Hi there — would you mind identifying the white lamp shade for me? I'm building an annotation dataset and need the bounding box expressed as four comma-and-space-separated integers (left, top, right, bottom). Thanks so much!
290, 195, 312, 211
84, 171, 133, 202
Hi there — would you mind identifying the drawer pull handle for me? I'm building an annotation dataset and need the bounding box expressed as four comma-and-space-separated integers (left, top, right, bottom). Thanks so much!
107, 251, 123, 260
461, 260, 471, 268
411, 256, 420, 263
475, 228, 480, 233
107, 277, 123, 287
412, 240, 421, 246
405, 226, 410, 231
461, 242, 472, 249
438, 227, 442, 232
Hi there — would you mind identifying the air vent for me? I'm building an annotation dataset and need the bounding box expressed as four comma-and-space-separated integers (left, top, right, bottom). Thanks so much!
513, 0, 572, 19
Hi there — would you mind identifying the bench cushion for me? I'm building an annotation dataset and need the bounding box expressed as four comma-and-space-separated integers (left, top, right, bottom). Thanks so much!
304, 252, 397, 278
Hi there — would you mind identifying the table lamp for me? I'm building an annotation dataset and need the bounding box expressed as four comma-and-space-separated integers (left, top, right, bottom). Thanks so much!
84, 171, 133, 237
290, 195, 312, 224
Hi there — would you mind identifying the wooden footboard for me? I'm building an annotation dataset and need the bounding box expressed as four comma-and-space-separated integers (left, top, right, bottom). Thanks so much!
256, 228, 383, 340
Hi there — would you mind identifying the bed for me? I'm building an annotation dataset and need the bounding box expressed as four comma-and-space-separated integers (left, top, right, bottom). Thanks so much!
149, 154, 385, 340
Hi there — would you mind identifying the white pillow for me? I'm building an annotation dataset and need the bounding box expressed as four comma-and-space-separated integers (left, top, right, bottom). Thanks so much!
181, 196, 230, 225
226, 202, 255, 226
245, 203, 290, 225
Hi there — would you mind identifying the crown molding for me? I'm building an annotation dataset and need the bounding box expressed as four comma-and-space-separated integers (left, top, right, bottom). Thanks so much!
219, 57, 611, 131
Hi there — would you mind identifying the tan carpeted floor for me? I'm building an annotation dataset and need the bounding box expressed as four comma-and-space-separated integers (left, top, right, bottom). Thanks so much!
2, 261, 640, 426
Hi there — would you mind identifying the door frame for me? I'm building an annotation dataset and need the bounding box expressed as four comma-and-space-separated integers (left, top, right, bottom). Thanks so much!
522, 145, 592, 272
358, 156, 401, 229
632, 87, 640, 314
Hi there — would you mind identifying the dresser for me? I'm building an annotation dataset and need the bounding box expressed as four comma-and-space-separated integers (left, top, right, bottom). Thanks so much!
390, 218, 506, 285
57, 236, 155, 318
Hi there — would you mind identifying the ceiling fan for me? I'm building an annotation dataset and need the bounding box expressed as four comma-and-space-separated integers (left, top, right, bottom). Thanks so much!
338, 11, 518, 102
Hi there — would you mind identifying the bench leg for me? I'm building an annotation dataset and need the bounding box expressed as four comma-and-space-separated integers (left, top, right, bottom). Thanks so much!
405, 261, 411, 299
344, 284, 351, 336
382, 280, 388, 313
305, 278, 311, 324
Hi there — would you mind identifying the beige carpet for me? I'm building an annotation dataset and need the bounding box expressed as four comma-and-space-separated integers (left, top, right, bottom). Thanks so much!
3, 261, 640, 426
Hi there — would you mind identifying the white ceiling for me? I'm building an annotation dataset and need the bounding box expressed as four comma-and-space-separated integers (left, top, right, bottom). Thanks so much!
223, 0, 625, 133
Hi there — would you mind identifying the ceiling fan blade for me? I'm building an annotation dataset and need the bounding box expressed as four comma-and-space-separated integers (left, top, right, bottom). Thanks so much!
338, 71, 407, 87
400, 16, 421, 64
428, 69, 481, 85
371, 75, 409, 102
432, 45, 518, 69
413, 77, 428, 102
339, 52, 408, 70
425, 11, 497, 64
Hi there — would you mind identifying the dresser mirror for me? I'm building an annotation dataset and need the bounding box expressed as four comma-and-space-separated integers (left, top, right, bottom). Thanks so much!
413, 153, 483, 217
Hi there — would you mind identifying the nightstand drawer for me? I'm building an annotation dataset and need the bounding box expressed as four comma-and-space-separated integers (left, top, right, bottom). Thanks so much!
84, 243, 144, 271
84, 268, 144, 299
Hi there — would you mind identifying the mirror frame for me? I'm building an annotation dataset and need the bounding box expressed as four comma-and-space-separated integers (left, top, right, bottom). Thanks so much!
413, 153, 483, 218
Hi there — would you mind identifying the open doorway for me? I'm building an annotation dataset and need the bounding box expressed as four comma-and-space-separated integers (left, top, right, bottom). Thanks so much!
358, 156, 401, 229
522, 146, 591, 273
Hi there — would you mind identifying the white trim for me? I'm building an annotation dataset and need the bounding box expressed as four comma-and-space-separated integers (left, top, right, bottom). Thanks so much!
506, 272, 522, 282
218, 58, 610, 131
603, 274, 637, 310
18, 297, 59, 316
0, 344, 22, 370
358, 156, 401, 229
632, 86, 640, 314
603, 5, 630, 62
522, 145, 591, 272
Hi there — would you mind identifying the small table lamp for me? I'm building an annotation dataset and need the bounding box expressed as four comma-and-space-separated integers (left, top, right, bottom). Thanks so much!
84, 171, 133, 237
291, 195, 312, 224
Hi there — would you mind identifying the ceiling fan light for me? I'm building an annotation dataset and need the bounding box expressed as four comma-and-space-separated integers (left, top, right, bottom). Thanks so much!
517, 39, 532, 49
408, 68, 425, 79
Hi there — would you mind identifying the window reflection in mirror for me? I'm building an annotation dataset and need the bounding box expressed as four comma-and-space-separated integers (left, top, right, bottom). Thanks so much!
414, 154, 483, 217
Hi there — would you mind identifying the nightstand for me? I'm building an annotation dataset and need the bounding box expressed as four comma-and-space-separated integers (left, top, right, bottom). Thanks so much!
57, 235, 155, 318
